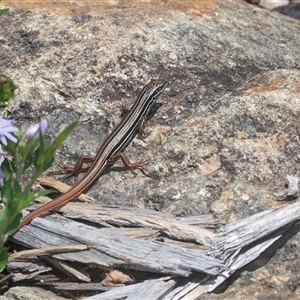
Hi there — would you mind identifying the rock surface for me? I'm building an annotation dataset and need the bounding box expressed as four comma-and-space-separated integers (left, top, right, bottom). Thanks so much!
1, 0, 300, 299
0, 286, 68, 300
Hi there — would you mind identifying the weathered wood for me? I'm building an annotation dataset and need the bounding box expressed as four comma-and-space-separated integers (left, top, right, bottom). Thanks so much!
42, 256, 91, 282
85, 202, 300, 299
208, 201, 300, 261
86, 227, 207, 252
9, 200, 300, 299
7, 258, 52, 282
13, 222, 126, 269
13, 216, 223, 276
46, 282, 115, 291
204, 201, 300, 292
175, 215, 221, 229
111, 227, 160, 240
125, 279, 177, 300
86, 274, 209, 300
9, 245, 88, 260
162, 274, 209, 300
85, 282, 145, 300
206, 235, 283, 293
85, 279, 178, 300
58, 203, 215, 245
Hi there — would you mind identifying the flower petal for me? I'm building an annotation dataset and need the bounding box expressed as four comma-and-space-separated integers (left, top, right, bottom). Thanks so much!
24, 119, 48, 140
0, 117, 18, 145
2, 131, 18, 143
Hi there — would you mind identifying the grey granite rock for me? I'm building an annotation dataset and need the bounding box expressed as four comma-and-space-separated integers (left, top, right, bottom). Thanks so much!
1, 286, 68, 300
1, 0, 300, 299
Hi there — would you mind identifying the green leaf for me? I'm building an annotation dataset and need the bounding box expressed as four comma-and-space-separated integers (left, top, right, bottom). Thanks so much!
12, 179, 22, 203
21, 137, 42, 174
23, 153, 34, 174
33, 122, 77, 173
4, 135, 19, 156
22, 189, 50, 208
1, 159, 12, 181
0, 209, 4, 223
9, 156, 18, 175
43, 155, 55, 172
0, 248, 8, 273
32, 146, 40, 168
0, 8, 8, 16
22, 138, 39, 162
1, 177, 22, 207
4, 212, 21, 236
0, 75, 16, 103
1, 177, 12, 206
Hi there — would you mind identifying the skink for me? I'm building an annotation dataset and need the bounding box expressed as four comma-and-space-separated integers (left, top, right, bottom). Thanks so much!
20, 79, 167, 228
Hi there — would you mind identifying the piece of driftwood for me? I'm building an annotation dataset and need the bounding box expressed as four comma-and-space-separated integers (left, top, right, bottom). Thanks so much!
84, 202, 300, 299
42, 256, 91, 282
205, 201, 300, 292
10, 201, 300, 299
58, 203, 215, 246
7, 258, 52, 282
45, 282, 119, 292
84, 278, 178, 300
13, 216, 222, 276
9, 244, 88, 260
85, 274, 210, 300
175, 215, 221, 230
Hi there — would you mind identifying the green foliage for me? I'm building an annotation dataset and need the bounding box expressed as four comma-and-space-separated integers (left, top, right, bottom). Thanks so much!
0, 122, 77, 272
0, 7, 8, 16
0, 0, 9, 16
0, 76, 78, 272
0, 75, 16, 105
4, 213, 21, 236
0, 248, 8, 273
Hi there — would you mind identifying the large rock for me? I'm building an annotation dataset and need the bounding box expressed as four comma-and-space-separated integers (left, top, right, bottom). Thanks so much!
0, 286, 68, 300
1, 0, 300, 299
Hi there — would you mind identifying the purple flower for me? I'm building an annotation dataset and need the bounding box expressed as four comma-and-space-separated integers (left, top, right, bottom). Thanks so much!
0, 117, 18, 146
24, 119, 48, 140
